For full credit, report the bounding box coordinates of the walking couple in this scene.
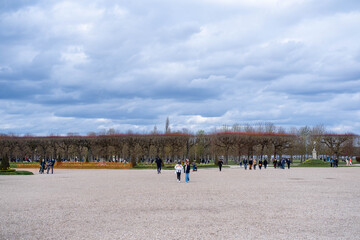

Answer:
[175,159,191,183]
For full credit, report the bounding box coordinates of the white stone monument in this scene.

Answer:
[312,141,317,159]
[312,148,317,160]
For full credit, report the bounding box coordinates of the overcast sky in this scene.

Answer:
[0,0,360,135]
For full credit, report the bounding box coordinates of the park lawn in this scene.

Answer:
[0,170,33,175]
[291,159,352,168]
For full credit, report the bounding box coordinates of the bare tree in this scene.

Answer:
[320,134,357,159]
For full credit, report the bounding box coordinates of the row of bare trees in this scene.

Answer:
[0,125,358,165]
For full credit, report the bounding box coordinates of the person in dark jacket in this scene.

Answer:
[263,159,268,169]
[218,159,223,171]
[273,158,277,168]
[249,158,253,170]
[155,156,162,174]
[243,158,248,170]
[286,158,291,169]
[184,159,191,183]
[258,159,262,170]
[50,158,55,174]
[46,159,53,174]
[39,159,46,174]
[192,161,197,171]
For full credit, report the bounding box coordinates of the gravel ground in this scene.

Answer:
[1,167,360,240]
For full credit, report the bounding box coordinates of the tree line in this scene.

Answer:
[0,124,358,165]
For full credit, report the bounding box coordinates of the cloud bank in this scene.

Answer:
[0,0,360,135]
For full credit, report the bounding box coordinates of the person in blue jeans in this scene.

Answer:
[243,158,248,170]
[39,159,46,174]
[184,159,190,183]
[47,158,55,174]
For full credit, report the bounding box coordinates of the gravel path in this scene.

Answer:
[1,167,360,240]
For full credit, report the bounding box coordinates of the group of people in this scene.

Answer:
[39,158,55,174]
[330,158,339,167]
[217,158,292,171]
[174,159,191,183]
[240,158,269,170]
[345,158,352,166]
[154,156,195,183]
[218,158,292,172]
[273,158,291,169]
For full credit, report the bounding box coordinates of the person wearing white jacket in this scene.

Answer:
[175,161,183,182]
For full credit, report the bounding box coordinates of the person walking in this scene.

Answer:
[155,156,162,174]
[218,159,223,172]
[175,161,182,182]
[273,158,277,169]
[46,159,52,174]
[253,158,257,170]
[192,161,197,171]
[281,158,285,169]
[39,159,45,174]
[243,158,248,170]
[50,158,55,174]
[249,158,253,170]
[349,158,352,166]
[263,158,268,169]
[184,159,191,183]
[286,158,291,169]
[258,159,262,170]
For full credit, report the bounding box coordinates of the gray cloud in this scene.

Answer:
[0,0,360,135]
